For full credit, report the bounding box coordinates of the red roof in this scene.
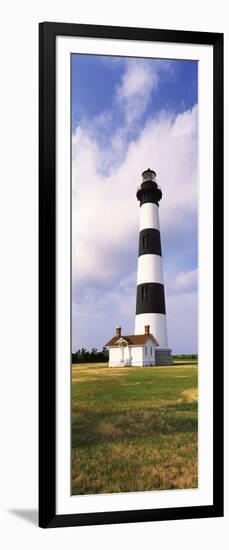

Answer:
[105,334,158,347]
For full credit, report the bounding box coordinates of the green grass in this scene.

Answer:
[72,362,198,495]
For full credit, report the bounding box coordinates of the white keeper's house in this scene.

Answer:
[105,325,158,367]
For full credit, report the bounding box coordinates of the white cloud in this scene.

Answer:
[117,63,156,99]
[171,269,198,292]
[116,61,159,125]
[166,290,198,353]
[72,105,198,290]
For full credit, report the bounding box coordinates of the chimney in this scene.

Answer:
[144,325,150,335]
[116,326,121,337]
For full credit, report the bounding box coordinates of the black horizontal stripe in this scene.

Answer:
[136,283,166,314]
[136,182,162,206]
[138,228,161,257]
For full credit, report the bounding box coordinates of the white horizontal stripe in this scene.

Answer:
[139,203,160,231]
[135,313,168,349]
[137,254,164,285]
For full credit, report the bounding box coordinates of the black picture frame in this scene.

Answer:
[39,22,224,528]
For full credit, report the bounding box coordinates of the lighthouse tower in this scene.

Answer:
[135,168,172,366]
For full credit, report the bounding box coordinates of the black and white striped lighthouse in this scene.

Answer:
[135,168,172,366]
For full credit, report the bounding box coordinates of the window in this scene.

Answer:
[141,285,147,301]
[143,235,147,249]
[150,346,152,356]
[145,346,147,356]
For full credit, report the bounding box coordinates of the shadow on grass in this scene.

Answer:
[173,362,198,366]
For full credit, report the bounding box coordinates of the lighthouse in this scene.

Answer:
[135,168,172,366]
[105,167,172,367]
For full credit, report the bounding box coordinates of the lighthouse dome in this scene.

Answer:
[137,168,162,206]
[142,168,156,182]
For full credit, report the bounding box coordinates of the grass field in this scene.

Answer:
[72,362,198,495]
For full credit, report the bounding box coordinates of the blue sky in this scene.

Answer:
[72,55,197,132]
[71,54,198,354]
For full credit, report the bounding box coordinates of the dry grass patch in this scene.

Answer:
[98,421,122,438]
[178,388,198,403]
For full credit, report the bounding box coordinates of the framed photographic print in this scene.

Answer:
[39,22,224,528]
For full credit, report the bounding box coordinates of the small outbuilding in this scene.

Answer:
[105,325,158,367]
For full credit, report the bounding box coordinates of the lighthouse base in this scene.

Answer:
[155,348,173,366]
